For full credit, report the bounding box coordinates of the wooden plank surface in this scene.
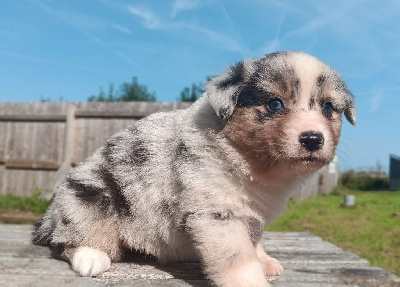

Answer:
[0,225,399,286]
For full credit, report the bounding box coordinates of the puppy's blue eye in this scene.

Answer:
[267,98,284,111]
[322,101,333,118]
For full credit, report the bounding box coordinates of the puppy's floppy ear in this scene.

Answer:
[336,77,356,125]
[341,86,356,125]
[344,96,356,125]
[206,60,252,121]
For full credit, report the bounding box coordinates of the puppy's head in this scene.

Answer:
[206,51,356,172]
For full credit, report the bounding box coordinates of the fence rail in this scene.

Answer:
[0,102,337,199]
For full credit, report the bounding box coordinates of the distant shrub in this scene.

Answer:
[340,171,389,191]
[0,188,51,214]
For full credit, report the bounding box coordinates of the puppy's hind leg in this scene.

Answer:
[189,216,270,287]
[65,246,111,277]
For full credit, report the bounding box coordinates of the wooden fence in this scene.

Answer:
[0,102,338,200]
[294,159,339,202]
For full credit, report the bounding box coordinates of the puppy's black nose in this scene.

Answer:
[299,132,324,151]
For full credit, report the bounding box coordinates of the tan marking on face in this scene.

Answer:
[223,52,350,175]
[224,103,342,174]
[283,109,342,158]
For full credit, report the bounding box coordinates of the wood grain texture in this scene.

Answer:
[0,225,399,287]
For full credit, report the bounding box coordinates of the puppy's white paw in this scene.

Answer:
[261,256,283,277]
[71,247,111,277]
[217,260,271,287]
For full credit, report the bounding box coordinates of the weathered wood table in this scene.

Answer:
[0,225,399,286]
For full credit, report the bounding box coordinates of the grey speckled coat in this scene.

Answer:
[33,51,356,287]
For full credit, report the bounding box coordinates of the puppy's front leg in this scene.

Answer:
[64,246,111,277]
[255,240,283,277]
[189,215,270,287]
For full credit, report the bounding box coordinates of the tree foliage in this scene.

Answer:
[179,82,205,102]
[88,77,156,102]
[179,76,215,102]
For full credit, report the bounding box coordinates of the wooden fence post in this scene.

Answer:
[46,104,76,199]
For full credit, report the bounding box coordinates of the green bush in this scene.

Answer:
[0,188,51,214]
[340,171,389,191]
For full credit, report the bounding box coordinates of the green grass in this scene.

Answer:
[266,188,400,276]
[0,189,51,214]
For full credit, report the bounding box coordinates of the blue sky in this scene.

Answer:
[1,0,399,172]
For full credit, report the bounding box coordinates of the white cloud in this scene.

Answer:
[172,0,201,17]
[33,0,131,34]
[125,5,247,54]
[262,6,287,54]
[183,24,247,54]
[0,51,112,73]
[110,23,132,34]
[369,93,383,112]
[126,6,160,29]
[32,0,136,66]
[218,1,252,57]
[263,39,281,54]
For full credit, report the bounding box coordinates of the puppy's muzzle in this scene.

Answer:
[299,131,324,152]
